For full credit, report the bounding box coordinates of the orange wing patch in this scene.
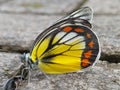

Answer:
[88,41,94,48]
[81,59,91,67]
[87,33,91,38]
[75,28,84,33]
[84,50,92,58]
[63,26,72,32]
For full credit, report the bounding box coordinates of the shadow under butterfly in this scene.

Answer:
[3,7,101,90]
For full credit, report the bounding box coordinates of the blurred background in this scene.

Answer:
[0,0,120,90]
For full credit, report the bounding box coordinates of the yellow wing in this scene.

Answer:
[30,26,86,74]
[30,25,100,74]
[30,7,100,74]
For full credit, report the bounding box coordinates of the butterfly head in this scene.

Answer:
[21,53,38,70]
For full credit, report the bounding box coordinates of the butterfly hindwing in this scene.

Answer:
[30,25,100,74]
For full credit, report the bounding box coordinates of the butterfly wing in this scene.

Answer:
[66,7,93,23]
[65,7,93,28]
[30,7,100,74]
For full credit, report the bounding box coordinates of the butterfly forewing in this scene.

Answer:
[68,7,93,23]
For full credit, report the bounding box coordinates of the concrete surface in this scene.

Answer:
[0,0,120,90]
[0,0,83,14]
[84,0,120,15]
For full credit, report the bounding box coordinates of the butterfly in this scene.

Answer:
[3,7,101,90]
[24,7,101,74]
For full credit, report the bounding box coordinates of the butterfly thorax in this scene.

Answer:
[21,53,38,70]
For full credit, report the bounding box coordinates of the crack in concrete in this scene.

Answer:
[0,45,29,53]
[0,45,120,63]
[101,53,120,63]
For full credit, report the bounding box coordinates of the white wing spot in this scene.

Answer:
[65,36,84,45]
[60,32,77,43]
[56,32,66,39]
[52,32,66,44]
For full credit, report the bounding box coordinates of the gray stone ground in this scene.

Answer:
[0,0,120,90]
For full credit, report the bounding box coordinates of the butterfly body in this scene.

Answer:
[29,7,100,74]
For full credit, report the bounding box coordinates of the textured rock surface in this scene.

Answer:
[1,53,120,90]
[84,0,120,14]
[0,14,61,51]
[0,52,21,89]
[0,0,120,90]
[93,15,120,63]
[17,61,120,90]
[0,0,83,14]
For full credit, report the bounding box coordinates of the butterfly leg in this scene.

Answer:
[3,76,24,90]
[3,64,29,90]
